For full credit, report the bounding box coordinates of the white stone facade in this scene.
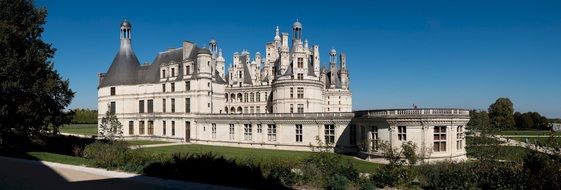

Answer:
[97,20,470,162]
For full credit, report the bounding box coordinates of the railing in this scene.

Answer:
[361,108,470,117]
[200,112,355,119]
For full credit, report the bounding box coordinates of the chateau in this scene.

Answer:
[98,20,470,162]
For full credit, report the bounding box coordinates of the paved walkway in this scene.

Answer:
[0,156,240,190]
[130,142,186,149]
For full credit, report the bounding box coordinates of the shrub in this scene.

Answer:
[327,174,350,190]
[266,159,301,186]
[82,141,129,168]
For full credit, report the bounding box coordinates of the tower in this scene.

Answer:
[340,52,349,90]
[209,39,217,56]
[329,48,337,88]
[120,19,132,48]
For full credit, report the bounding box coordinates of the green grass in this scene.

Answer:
[466,136,504,146]
[466,145,543,162]
[26,151,93,166]
[59,123,98,136]
[143,144,381,172]
[126,140,170,146]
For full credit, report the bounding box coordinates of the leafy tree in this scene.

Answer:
[0,0,74,146]
[467,110,491,130]
[71,108,98,124]
[99,109,122,140]
[488,97,515,129]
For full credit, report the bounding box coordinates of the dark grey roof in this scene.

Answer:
[99,41,140,88]
[214,70,227,84]
[198,48,211,55]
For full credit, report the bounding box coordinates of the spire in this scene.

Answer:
[120,19,132,48]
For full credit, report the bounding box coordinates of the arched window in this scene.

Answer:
[224,107,228,114]
[225,94,229,102]
[237,93,243,102]
[237,107,243,114]
[231,107,235,114]
[231,93,235,102]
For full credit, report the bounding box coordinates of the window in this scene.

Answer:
[257,124,262,133]
[434,126,447,152]
[297,104,304,113]
[139,121,145,135]
[185,65,190,75]
[147,99,153,113]
[185,98,190,113]
[148,121,154,135]
[250,106,254,113]
[372,126,379,151]
[109,101,116,114]
[350,125,356,145]
[139,100,144,113]
[250,93,254,102]
[297,73,303,80]
[244,93,248,102]
[171,121,175,136]
[244,107,248,113]
[163,121,167,135]
[398,126,407,141]
[171,98,175,113]
[162,69,166,78]
[129,121,134,135]
[244,124,252,140]
[290,104,294,113]
[110,87,116,96]
[296,124,303,142]
[162,99,166,113]
[162,83,166,92]
[229,124,235,140]
[324,125,335,145]
[171,83,175,92]
[256,106,260,113]
[256,92,260,102]
[267,124,277,141]
[212,123,216,139]
[297,57,303,68]
[171,68,175,77]
[290,88,293,98]
[264,92,268,101]
[297,87,304,99]
[185,81,190,91]
[457,126,464,150]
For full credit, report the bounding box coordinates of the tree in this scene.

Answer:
[71,108,98,124]
[467,110,491,130]
[99,109,122,140]
[488,97,515,129]
[0,0,74,145]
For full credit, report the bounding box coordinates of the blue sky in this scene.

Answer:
[35,0,561,118]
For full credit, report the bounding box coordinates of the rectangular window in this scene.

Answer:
[372,126,379,151]
[398,126,407,141]
[147,99,153,113]
[297,57,303,68]
[257,124,262,133]
[297,73,304,80]
[267,124,277,142]
[297,87,304,99]
[186,65,190,75]
[349,125,356,145]
[163,121,167,135]
[171,121,175,136]
[185,98,191,113]
[250,93,254,102]
[148,121,154,135]
[296,124,303,142]
[250,106,254,113]
[290,104,294,113]
[110,87,116,96]
[110,101,116,114]
[139,100,144,113]
[290,87,294,99]
[162,83,166,92]
[324,124,335,145]
[256,92,260,102]
[171,82,175,92]
[185,81,190,91]
[162,99,166,113]
[212,123,216,139]
[434,126,447,152]
[256,106,260,113]
[129,121,134,135]
[162,69,166,78]
[171,98,175,113]
[456,126,464,150]
[297,104,304,113]
[244,93,248,102]
[229,124,235,140]
[139,121,145,135]
[171,68,175,77]
[244,124,252,141]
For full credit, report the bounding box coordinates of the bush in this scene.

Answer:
[82,141,130,168]
[266,159,301,186]
[327,174,350,190]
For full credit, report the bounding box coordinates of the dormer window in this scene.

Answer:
[162,70,166,78]
[171,68,175,77]
[110,87,115,96]
[297,57,303,68]
[185,65,190,75]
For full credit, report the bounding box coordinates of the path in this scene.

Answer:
[130,142,186,149]
[0,156,240,190]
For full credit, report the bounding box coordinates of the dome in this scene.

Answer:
[209,39,216,44]
[292,20,302,29]
[121,19,131,28]
[198,48,211,55]
[330,48,336,55]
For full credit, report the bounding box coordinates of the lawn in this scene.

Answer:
[143,144,381,173]
[27,152,93,166]
[126,140,170,146]
[493,130,560,136]
[58,123,98,136]
[466,145,543,162]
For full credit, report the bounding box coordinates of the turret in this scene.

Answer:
[209,39,217,57]
[329,48,337,88]
[197,48,212,74]
[216,49,225,78]
[99,19,140,88]
[340,52,348,89]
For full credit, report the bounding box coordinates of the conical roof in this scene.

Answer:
[99,39,140,88]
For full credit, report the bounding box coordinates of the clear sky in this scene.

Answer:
[35,0,561,118]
